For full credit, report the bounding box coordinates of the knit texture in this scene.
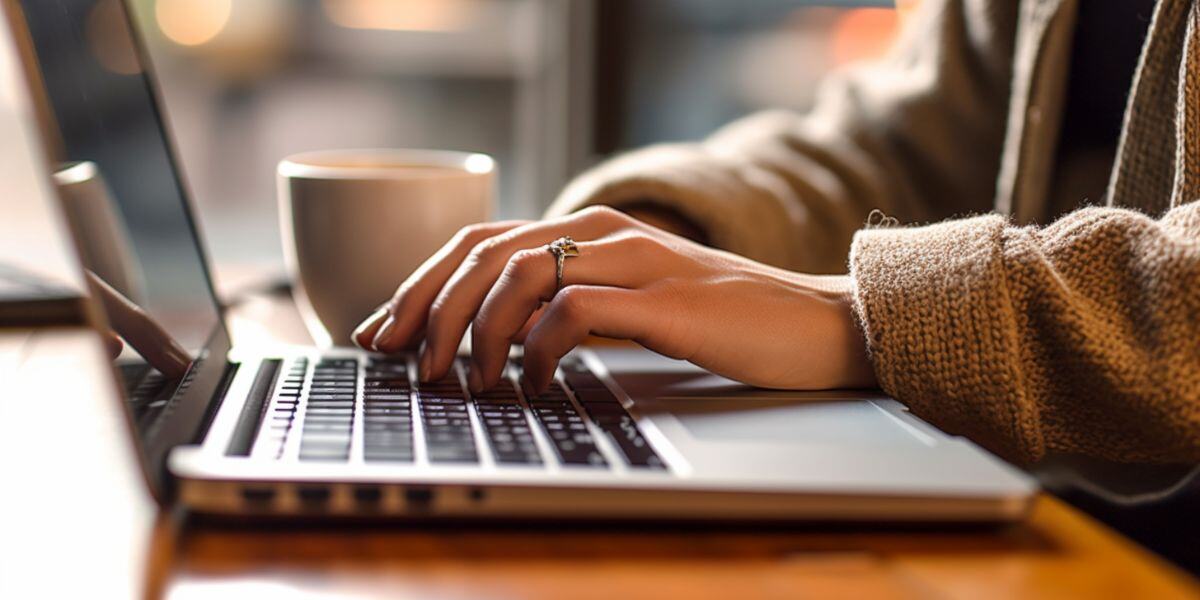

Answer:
[850,206,1200,463]
[549,0,1200,464]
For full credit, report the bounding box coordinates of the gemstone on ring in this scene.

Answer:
[547,236,579,294]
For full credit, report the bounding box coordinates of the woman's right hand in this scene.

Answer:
[351,207,875,395]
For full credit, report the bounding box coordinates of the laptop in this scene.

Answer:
[5,0,1036,521]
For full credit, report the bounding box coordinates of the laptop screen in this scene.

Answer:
[16,0,221,353]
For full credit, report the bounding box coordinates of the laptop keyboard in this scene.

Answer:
[120,361,201,435]
[474,386,542,465]
[255,354,666,471]
[526,382,607,466]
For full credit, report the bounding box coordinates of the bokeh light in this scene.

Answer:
[830,8,900,65]
[155,0,232,47]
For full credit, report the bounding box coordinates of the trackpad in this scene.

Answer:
[599,350,934,448]
[648,397,928,448]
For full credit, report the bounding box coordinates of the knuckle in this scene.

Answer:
[467,236,507,265]
[552,287,588,321]
[451,223,487,249]
[624,231,665,253]
[425,298,448,333]
[390,281,415,305]
[505,248,544,279]
[580,205,624,224]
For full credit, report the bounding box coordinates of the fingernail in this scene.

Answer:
[372,315,398,350]
[418,350,432,382]
[353,308,389,348]
[467,365,483,394]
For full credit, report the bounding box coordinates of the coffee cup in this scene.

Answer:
[278,148,495,347]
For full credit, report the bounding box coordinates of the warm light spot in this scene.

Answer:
[464,154,493,174]
[895,0,924,20]
[155,0,231,47]
[321,0,475,32]
[830,8,901,65]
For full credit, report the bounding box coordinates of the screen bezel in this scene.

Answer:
[3,0,236,503]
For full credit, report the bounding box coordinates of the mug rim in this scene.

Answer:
[278,148,494,181]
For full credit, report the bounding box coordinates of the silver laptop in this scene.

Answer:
[9,0,1035,521]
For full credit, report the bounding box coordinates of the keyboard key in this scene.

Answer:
[573,388,621,406]
[365,449,414,462]
[298,357,358,462]
[527,408,606,468]
[415,369,479,464]
[578,406,666,469]
[466,380,546,465]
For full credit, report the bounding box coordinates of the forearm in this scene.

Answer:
[850,203,1200,464]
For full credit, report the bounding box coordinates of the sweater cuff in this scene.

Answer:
[849,214,1045,463]
[545,144,802,269]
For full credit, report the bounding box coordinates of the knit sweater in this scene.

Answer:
[547,0,1200,465]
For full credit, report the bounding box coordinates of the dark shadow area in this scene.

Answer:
[1039,458,1200,577]
[174,510,1058,565]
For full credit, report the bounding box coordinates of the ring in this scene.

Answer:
[546,236,579,294]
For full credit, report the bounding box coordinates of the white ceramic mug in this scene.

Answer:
[278,149,495,347]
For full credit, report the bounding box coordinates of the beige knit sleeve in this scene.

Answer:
[850,202,1200,465]
[547,0,1018,274]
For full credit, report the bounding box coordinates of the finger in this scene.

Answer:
[522,285,654,394]
[414,206,637,381]
[358,220,530,351]
[102,330,124,359]
[86,272,192,379]
[468,235,667,392]
[511,305,544,344]
[351,305,389,350]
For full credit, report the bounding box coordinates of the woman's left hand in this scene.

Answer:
[354,206,876,394]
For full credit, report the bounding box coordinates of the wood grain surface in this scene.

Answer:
[158,494,1198,600]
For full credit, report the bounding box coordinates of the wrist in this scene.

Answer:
[838,280,878,389]
[800,274,878,389]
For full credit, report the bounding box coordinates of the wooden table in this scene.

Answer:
[161,495,1196,600]
[5,294,1199,599]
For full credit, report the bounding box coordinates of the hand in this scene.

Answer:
[87,271,192,379]
[353,207,876,394]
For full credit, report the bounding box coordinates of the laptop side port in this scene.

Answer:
[241,486,276,507]
[404,487,434,511]
[297,485,331,509]
[353,485,383,508]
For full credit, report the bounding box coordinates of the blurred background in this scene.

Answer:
[120,0,904,297]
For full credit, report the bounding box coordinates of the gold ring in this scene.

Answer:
[546,236,579,294]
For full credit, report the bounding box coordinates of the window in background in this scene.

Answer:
[128,0,588,295]
[126,0,901,295]
[593,0,902,154]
